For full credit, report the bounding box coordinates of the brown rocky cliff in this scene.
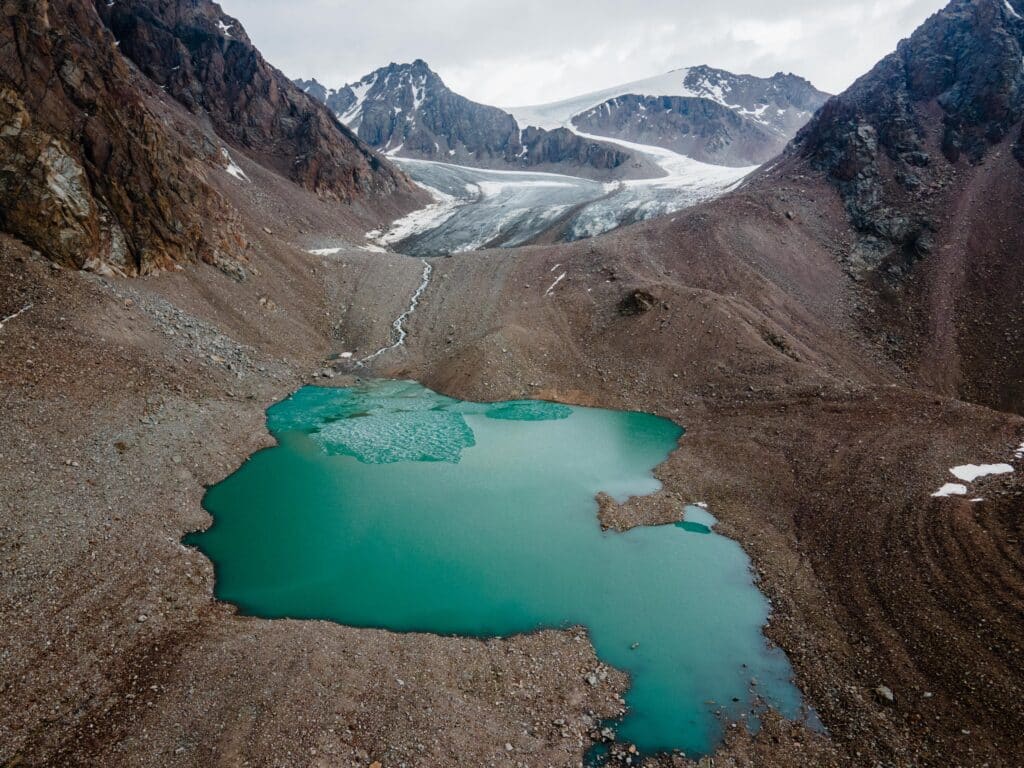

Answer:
[0,0,420,276]
[0,0,246,275]
[97,0,417,202]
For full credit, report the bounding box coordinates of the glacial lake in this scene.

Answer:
[185,379,804,757]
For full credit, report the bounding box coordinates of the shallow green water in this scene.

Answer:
[185,380,803,757]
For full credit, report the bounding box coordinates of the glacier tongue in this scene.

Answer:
[373,136,752,256]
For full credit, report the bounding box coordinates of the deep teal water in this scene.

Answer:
[185,380,804,757]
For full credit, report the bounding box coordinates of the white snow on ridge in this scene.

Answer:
[1006,0,1022,21]
[339,75,376,127]
[506,68,694,131]
[507,67,798,136]
[949,464,1014,482]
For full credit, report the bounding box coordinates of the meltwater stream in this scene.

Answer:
[185,380,804,758]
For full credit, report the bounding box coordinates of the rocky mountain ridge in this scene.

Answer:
[571,94,779,166]
[302,60,828,172]
[97,0,417,203]
[509,65,829,166]
[298,60,635,177]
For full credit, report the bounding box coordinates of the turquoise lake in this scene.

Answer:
[185,379,804,757]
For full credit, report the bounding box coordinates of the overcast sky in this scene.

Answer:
[221,0,945,105]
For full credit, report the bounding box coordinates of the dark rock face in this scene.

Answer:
[0,0,244,275]
[301,60,629,173]
[518,127,627,170]
[98,0,414,203]
[794,0,1024,272]
[572,67,828,166]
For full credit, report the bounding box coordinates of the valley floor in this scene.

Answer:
[2,165,1023,767]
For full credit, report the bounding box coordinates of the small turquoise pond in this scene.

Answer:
[185,379,804,757]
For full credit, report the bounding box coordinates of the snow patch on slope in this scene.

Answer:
[932,483,968,498]
[949,464,1014,482]
[339,75,376,127]
[220,148,248,182]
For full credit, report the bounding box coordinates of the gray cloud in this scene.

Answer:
[221,0,945,104]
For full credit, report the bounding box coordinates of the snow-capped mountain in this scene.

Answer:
[300,61,827,172]
[297,60,645,178]
[509,66,829,166]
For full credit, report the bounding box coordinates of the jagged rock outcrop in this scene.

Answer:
[300,60,630,174]
[517,126,626,170]
[794,0,1024,273]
